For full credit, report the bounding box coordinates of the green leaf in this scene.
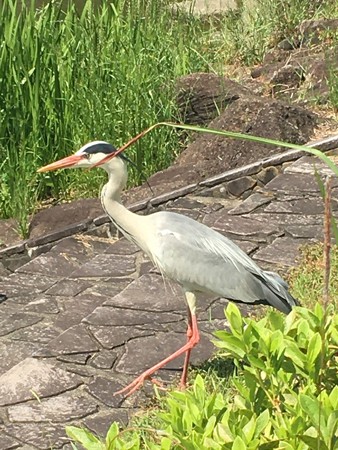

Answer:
[314,302,324,322]
[254,409,270,438]
[327,411,338,445]
[203,416,217,438]
[284,342,306,369]
[307,332,322,365]
[268,311,284,331]
[214,423,233,443]
[298,435,329,450]
[259,442,280,450]
[106,422,119,448]
[214,335,246,358]
[193,374,205,405]
[225,303,243,336]
[269,330,284,354]
[232,436,246,450]
[247,354,267,371]
[329,386,338,409]
[299,394,328,439]
[242,415,256,442]
[66,426,104,450]
[160,437,173,450]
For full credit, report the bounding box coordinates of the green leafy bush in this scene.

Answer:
[66,303,338,449]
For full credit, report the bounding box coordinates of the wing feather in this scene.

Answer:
[149,212,298,313]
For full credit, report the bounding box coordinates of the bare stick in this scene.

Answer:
[323,176,332,309]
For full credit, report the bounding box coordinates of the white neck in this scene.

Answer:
[100,157,146,248]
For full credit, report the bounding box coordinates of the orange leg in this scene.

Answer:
[114,312,200,397]
[180,306,193,388]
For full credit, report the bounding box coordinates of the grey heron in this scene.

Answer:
[38,141,299,396]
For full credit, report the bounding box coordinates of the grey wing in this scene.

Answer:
[150,212,298,314]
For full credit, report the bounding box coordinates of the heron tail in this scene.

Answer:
[262,271,300,314]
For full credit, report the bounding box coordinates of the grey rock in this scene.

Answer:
[16,254,81,278]
[57,353,91,365]
[253,237,310,268]
[83,306,182,327]
[269,64,304,94]
[0,358,81,406]
[227,176,257,197]
[284,154,338,178]
[203,210,281,240]
[150,184,197,206]
[228,193,272,215]
[0,341,41,376]
[256,166,279,184]
[70,254,136,278]
[0,274,58,297]
[10,322,60,344]
[163,208,201,221]
[0,313,41,337]
[233,240,259,255]
[22,296,60,314]
[45,278,92,296]
[247,212,322,226]
[169,197,205,210]
[0,242,25,257]
[102,273,184,312]
[4,422,69,449]
[83,410,129,435]
[0,432,20,449]
[81,278,132,298]
[266,172,335,194]
[50,236,111,258]
[89,326,152,349]
[264,197,327,215]
[200,161,263,188]
[116,332,186,373]
[93,214,110,226]
[27,221,90,248]
[89,350,118,369]
[86,376,125,408]
[2,254,31,273]
[277,39,294,50]
[35,324,100,357]
[52,294,106,331]
[104,238,140,255]
[285,224,323,239]
[7,390,98,422]
[176,73,252,125]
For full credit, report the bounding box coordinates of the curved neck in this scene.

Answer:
[100,158,145,248]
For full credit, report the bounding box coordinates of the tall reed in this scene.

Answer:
[0,0,219,236]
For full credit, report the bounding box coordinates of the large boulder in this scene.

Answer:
[29,198,102,239]
[176,73,252,125]
[171,95,318,181]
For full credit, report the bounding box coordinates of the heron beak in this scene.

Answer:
[37,154,85,173]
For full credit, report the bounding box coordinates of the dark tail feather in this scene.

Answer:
[263,271,300,314]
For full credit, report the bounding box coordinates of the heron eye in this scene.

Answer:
[83,153,90,160]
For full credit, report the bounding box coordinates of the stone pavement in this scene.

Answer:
[0,139,338,449]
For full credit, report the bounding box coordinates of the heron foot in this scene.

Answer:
[114,372,160,397]
[115,314,200,398]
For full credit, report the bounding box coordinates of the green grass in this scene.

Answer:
[1,0,338,237]
[289,243,338,310]
[220,0,338,65]
[0,0,224,236]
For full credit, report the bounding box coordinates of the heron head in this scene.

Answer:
[37,141,122,173]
